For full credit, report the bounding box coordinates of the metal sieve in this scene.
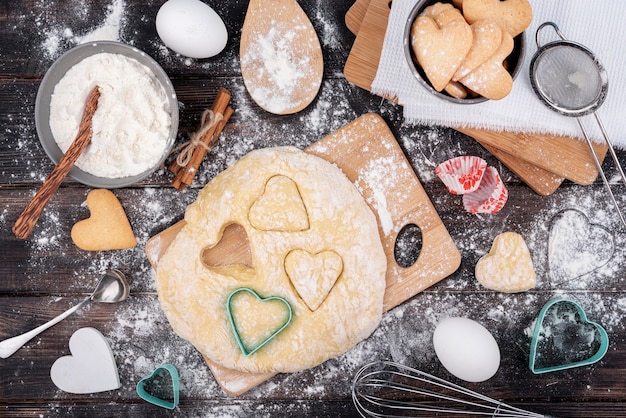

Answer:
[529,22,626,227]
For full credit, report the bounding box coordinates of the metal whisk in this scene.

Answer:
[352,361,550,417]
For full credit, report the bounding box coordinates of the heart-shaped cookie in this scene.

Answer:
[460,29,513,100]
[421,2,454,18]
[136,364,180,409]
[411,14,473,92]
[548,209,614,286]
[50,327,120,394]
[227,288,293,356]
[453,20,502,81]
[462,0,532,37]
[475,231,536,293]
[71,189,137,251]
[529,298,609,374]
[285,249,343,311]
[249,175,309,231]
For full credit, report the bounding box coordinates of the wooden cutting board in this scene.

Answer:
[145,113,461,395]
[344,0,609,195]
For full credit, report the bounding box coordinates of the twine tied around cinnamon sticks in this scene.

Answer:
[168,87,233,190]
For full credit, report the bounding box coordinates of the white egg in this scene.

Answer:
[433,317,500,382]
[156,0,228,59]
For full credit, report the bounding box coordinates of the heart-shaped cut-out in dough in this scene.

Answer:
[529,298,609,374]
[201,223,254,281]
[411,14,473,92]
[475,231,536,293]
[50,327,121,394]
[285,249,343,311]
[136,364,180,409]
[460,30,514,100]
[227,288,293,356]
[71,189,137,251]
[248,175,309,232]
[548,209,614,286]
[462,0,533,37]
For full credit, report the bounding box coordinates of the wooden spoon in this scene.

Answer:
[13,86,101,239]
[240,0,323,115]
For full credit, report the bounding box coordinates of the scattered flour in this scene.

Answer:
[6,1,626,413]
[38,0,125,60]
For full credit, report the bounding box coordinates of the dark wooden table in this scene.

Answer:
[2,1,626,417]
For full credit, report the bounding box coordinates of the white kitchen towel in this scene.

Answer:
[371,0,626,148]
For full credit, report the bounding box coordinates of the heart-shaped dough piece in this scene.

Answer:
[460,29,513,100]
[548,209,614,285]
[227,288,293,356]
[411,14,473,92]
[249,175,309,231]
[454,20,502,81]
[71,189,137,251]
[462,0,532,37]
[50,327,120,394]
[475,231,536,293]
[285,249,343,311]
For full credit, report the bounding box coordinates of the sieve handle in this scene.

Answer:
[535,21,568,48]
[577,117,626,228]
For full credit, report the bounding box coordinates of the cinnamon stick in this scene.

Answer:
[169,87,232,190]
[13,86,101,239]
[177,105,233,189]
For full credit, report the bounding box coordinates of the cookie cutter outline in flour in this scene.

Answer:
[226,287,293,357]
[136,363,180,409]
[529,298,609,374]
[547,208,615,286]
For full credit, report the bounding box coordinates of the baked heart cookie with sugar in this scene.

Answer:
[411,13,473,92]
[475,231,536,293]
[462,0,532,37]
[460,29,514,100]
[453,20,502,81]
[71,189,136,251]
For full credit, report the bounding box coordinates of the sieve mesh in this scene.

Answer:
[533,45,602,111]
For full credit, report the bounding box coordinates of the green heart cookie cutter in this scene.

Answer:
[136,363,180,409]
[227,287,293,357]
[529,298,609,374]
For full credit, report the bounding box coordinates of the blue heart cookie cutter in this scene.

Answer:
[227,287,293,356]
[529,298,609,374]
[136,364,180,409]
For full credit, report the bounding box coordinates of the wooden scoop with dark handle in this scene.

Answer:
[13,86,101,239]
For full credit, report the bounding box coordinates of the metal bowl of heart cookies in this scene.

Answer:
[35,41,179,188]
[404,0,529,104]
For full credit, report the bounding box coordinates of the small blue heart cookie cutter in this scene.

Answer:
[529,298,609,374]
[226,287,293,357]
[136,363,180,409]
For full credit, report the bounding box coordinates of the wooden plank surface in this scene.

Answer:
[1,0,626,416]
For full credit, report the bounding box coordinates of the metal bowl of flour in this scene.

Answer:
[35,41,179,188]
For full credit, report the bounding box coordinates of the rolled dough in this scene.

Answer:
[156,147,387,373]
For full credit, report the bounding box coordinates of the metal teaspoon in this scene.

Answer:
[0,269,129,359]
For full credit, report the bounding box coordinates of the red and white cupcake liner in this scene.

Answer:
[435,156,508,214]
[462,166,508,214]
[435,156,487,195]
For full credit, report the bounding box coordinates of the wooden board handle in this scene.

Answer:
[13,87,100,239]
